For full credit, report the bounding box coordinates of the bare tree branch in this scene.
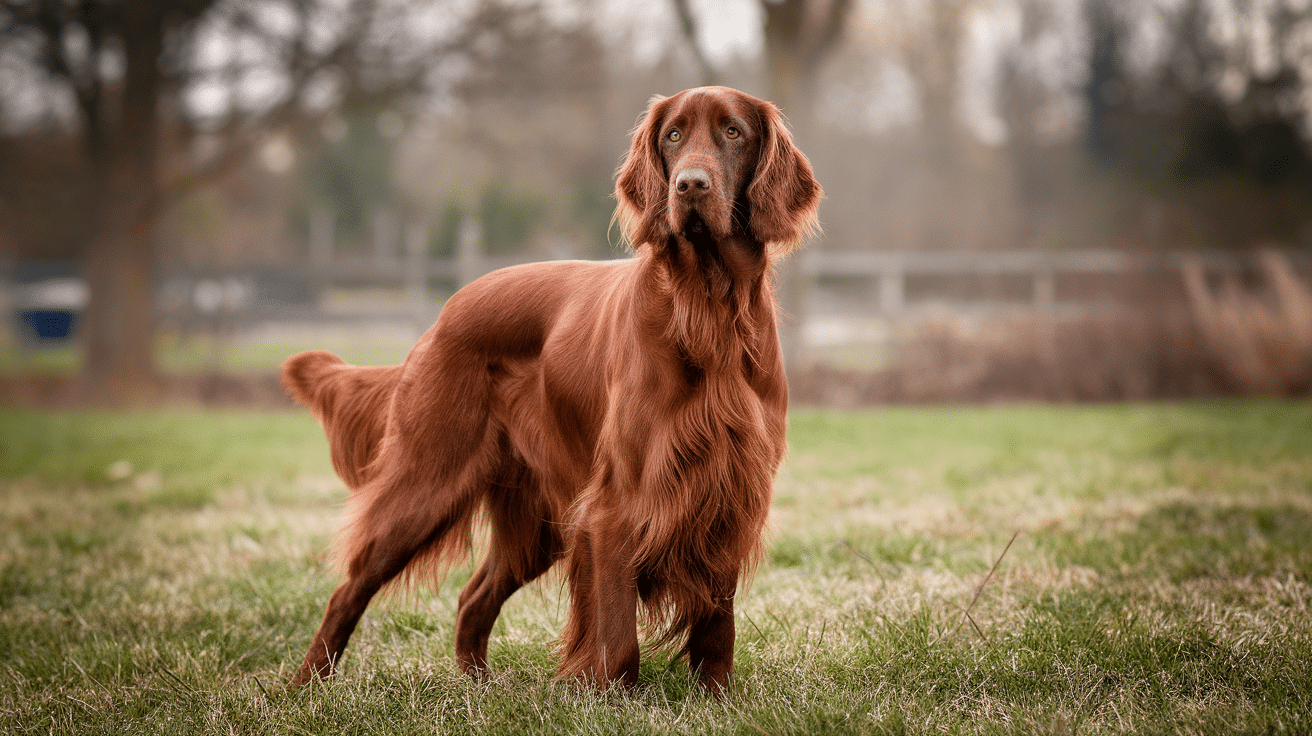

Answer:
[25,1,110,156]
[0,0,566,396]
[803,0,854,76]
[0,0,34,27]
[670,0,718,86]
[168,0,529,195]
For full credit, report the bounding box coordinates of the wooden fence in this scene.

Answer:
[185,246,1312,324]
[283,209,1312,322]
[799,248,1312,316]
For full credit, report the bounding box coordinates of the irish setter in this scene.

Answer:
[282,86,821,692]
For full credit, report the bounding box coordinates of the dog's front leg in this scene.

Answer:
[559,525,640,688]
[687,584,737,694]
[591,549,641,688]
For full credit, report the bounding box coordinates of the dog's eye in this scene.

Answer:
[667,130,681,142]
[725,126,740,139]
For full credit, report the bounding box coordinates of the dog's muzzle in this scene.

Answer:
[675,168,711,195]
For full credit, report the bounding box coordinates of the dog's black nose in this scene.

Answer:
[675,168,711,194]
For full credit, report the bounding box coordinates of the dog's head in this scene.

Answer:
[616,86,821,258]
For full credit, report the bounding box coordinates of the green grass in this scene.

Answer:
[1,401,1310,734]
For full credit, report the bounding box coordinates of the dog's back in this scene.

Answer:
[282,350,403,489]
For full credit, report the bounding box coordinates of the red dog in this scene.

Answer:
[283,86,820,691]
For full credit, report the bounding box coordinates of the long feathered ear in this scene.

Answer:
[615,95,674,249]
[746,100,822,257]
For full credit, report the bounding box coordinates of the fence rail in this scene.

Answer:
[179,247,1312,324]
[9,246,1311,346]
[294,207,1312,318]
[799,248,1312,315]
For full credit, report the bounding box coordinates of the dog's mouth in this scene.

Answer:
[680,210,709,239]
[673,202,731,245]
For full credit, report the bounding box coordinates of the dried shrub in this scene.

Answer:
[0,373,294,409]
[1182,249,1312,395]
[794,251,1312,405]
[792,310,1225,406]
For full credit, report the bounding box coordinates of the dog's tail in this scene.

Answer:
[282,350,403,490]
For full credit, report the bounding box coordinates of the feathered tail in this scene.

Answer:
[282,350,403,490]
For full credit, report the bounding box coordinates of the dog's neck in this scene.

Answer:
[646,231,775,375]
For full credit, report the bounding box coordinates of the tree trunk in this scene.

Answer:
[761,0,852,374]
[79,2,166,403]
[81,190,162,402]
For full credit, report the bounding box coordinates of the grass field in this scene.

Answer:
[1,402,1310,734]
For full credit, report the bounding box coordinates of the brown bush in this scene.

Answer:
[792,250,1312,405]
[791,311,1224,405]
[1182,249,1312,395]
[0,373,294,409]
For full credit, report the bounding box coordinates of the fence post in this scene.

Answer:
[457,217,483,288]
[373,208,398,266]
[310,208,334,271]
[405,220,430,324]
[879,266,904,315]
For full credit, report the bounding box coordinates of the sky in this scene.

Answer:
[597,0,762,66]
[4,0,1309,145]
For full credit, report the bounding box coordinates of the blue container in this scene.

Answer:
[19,309,77,340]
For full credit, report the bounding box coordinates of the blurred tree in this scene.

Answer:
[1081,0,1312,247]
[671,0,855,370]
[760,0,855,371]
[760,0,855,126]
[1083,0,1122,165]
[293,109,398,248]
[0,0,544,401]
[885,0,969,152]
[387,9,611,261]
[669,0,718,87]
[478,178,546,255]
[671,0,854,123]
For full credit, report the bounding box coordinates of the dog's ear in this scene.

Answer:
[615,94,674,248]
[746,100,821,256]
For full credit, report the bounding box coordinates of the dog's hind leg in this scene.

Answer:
[454,462,562,675]
[288,347,511,687]
[288,453,490,686]
[454,519,560,675]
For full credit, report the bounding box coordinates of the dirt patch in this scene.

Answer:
[0,372,295,409]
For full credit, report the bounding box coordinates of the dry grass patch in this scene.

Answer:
[1,402,1310,734]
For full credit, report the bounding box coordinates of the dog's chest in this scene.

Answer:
[644,373,776,507]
